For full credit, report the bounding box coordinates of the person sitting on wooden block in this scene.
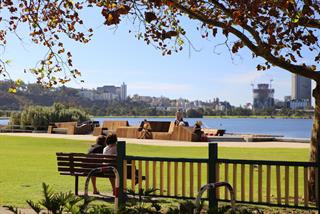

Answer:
[193,121,208,142]
[174,109,184,126]
[138,119,152,139]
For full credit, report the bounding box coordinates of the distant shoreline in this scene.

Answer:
[203,115,312,119]
[92,115,312,119]
[0,116,313,120]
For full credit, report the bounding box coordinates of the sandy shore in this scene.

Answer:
[0,133,310,148]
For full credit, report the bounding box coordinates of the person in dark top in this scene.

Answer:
[193,121,202,135]
[193,121,208,142]
[193,121,204,141]
[88,135,106,194]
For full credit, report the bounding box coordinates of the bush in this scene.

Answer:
[5,185,263,214]
[186,109,203,118]
[9,103,90,130]
[5,183,112,214]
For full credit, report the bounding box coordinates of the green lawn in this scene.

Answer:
[0,135,309,207]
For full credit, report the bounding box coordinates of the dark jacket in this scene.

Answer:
[193,124,202,136]
[88,144,104,154]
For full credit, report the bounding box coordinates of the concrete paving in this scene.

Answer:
[0,133,310,148]
[0,206,35,214]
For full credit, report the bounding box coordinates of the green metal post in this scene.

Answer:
[208,143,218,209]
[317,147,320,213]
[117,141,126,208]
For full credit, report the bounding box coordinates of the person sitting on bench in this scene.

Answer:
[87,135,107,194]
[103,133,118,195]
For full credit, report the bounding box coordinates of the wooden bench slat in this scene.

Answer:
[58,167,116,173]
[56,153,116,158]
[58,165,117,172]
[57,162,116,167]
[59,172,116,177]
[57,157,116,163]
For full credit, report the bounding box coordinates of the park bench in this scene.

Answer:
[93,120,129,136]
[203,128,226,136]
[56,152,144,195]
[117,121,175,140]
[48,122,92,135]
[0,124,37,133]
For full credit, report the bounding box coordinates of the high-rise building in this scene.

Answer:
[97,85,117,94]
[253,83,274,109]
[81,83,127,101]
[120,82,127,100]
[291,74,311,105]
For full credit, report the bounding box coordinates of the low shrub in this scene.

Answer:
[9,103,90,130]
[5,184,264,214]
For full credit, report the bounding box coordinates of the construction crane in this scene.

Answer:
[269,78,274,89]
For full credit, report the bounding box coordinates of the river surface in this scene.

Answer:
[0,117,312,138]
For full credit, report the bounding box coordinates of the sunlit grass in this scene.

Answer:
[0,135,309,207]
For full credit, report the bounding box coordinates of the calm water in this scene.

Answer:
[0,117,312,138]
[94,117,312,139]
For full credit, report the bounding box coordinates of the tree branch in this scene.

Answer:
[171,1,320,81]
[297,17,320,29]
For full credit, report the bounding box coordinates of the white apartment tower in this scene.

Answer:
[291,74,311,105]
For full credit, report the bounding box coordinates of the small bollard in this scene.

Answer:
[194,182,236,214]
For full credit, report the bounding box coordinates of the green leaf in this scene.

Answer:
[15,79,22,86]
[8,88,17,93]
[291,12,301,23]
[177,37,184,46]
[26,200,42,214]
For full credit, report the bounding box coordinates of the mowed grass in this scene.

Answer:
[0,135,309,207]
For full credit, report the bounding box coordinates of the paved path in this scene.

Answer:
[0,206,35,214]
[0,133,310,148]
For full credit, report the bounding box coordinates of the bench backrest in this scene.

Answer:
[139,121,172,132]
[171,126,196,141]
[102,120,129,131]
[203,128,226,136]
[56,153,117,177]
[55,122,78,128]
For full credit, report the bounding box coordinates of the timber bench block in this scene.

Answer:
[52,128,68,134]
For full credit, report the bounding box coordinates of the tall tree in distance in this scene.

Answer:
[0,0,319,199]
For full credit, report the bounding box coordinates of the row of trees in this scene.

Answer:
[0,111,11,117]
[3,102,312,119]
[185,107,312,118]
[9,103,90,130]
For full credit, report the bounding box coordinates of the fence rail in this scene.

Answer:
[116,141,319,211]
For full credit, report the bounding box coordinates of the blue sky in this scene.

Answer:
[2,10,309,106]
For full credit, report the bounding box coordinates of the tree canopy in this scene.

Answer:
[0,0,319,88]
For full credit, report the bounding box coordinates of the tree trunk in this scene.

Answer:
[309,80,320,201]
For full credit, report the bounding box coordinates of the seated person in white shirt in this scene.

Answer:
[103,133,118,195]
